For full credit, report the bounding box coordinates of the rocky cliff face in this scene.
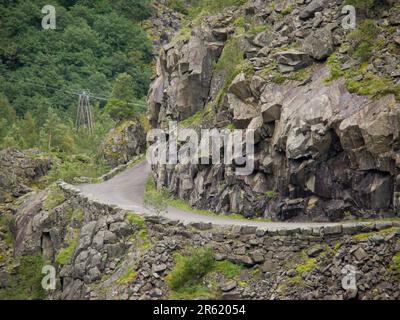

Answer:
[147,0,400,222]
[0,148,52,206]
[102,120,146,168]
[5,182,400,300]
[144,1,183,56]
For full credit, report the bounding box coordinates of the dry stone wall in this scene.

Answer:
[15,181,395,300]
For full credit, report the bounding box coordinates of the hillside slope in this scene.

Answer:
[148,0,400,222]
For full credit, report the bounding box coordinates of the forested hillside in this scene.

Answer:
[0,0,153,182]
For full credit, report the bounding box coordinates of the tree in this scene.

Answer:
[104,73,146,122]
[19,112,39,148]
[0,95,15,143]
[40,107,75,153]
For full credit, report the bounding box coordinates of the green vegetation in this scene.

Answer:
[281,5,294,15]
[167,247,215,290]
[43,185,65,210]
[145,177,272,221]
[0,255,46,300]
[144,178,169,216]
[166,247,242,299]
[0,0,152,117]
[127,212,152,249]
[116,267,137,285]
[55,229,79,265]
[68,208,84,223]
[352,227,400,241]
[104,73,147,122]
[213,36,254,109]
[347,19,381,62]
[326,52,400,100]
[170,0,248,19]
[179,109,204,127]
[248,24,269,35]
[296,257,317,274]
[345,0,376,16]
[265,191,275,198]
[214,260,243,278]
[42,152,111,185]
[0,214,13,246]
[325,19,388,97]
[127,212,146,229]
[278,250,319,293]
[167,0,188,14]
[392,251,400,274]
[0,0,154,186]
[169,284,218,300]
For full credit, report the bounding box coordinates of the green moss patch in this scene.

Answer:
[55,230,79,265]
[392,252,400,274]
[296,257,317,274]
[0,214,13,246]
[127,212,146,229]
[68,208,84,223]
[43,185,65,211]
[0,255,46,300]
[214,260,243,279]
[167,247,215,290]
[167,249,243,298]
[352,227,400,241]
[166,247,243,300]
[116,267,137,285]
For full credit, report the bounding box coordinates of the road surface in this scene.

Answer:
[78,161,353,231]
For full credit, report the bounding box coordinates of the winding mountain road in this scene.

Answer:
[78,161,361,231]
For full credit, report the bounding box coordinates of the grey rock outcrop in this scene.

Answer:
[147,0,400,222]
[102,121,146,168]
[6,181,400,300]
[0,148,52,204]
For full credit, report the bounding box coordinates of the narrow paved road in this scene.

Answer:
[78,161,352,231]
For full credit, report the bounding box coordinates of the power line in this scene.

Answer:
[1,76,148,107]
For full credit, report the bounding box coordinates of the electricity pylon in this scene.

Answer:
[76,91,94,134]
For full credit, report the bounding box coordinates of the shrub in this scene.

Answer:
[43,154,111,185]
[186,0,248,17]
[393,252,400,274]
[0,214,13,246]
[55,230,79,265]
[345,0,375,15]
[347,19,380,62]
[166,247,215,290]
[127,212,146,229]
[116,267,137,285]
[144,178,168,216]
[214,260,243,278]
[0,255,46,300]
[43,185,65,210]
[167,0,188,14]
[281,5,294,15]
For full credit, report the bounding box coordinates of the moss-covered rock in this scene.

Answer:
[102,120,146,168]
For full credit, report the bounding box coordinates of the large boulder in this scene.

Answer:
[227,93,260,129]
[299,0,326,20]
[103,120,146,168]
[0,148,52,203]
[147,24,225,128]
[275,50,313,73]
[303,27,335,61]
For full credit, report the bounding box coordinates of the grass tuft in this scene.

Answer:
[43,185,65,210]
